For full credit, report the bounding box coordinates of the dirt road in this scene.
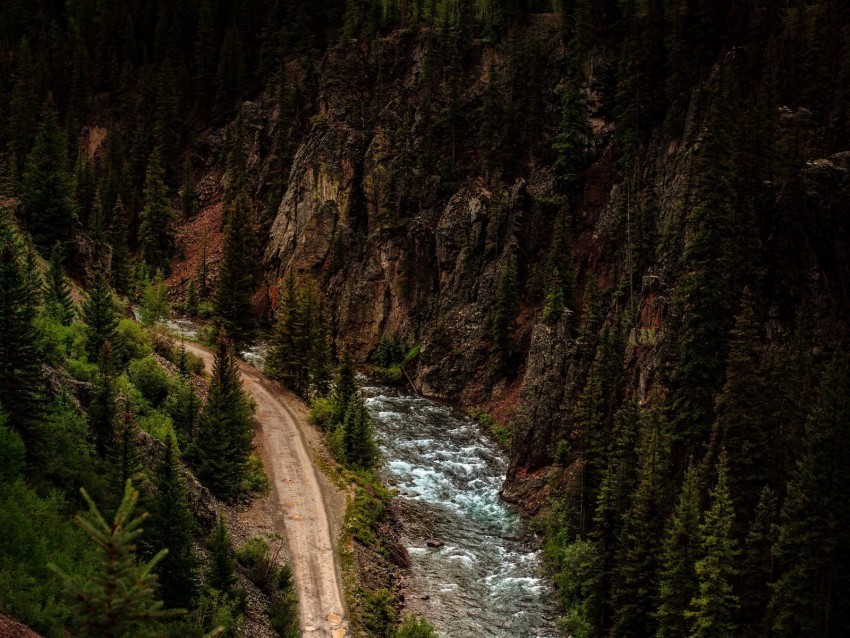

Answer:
[185,343,348,638]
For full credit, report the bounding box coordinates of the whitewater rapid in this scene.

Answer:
[361,382,558,637]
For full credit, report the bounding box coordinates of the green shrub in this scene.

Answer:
[137,410,175,442]
[147,324,175,360]
[309,397,334,429]
[35,315,76,367]
[395,614,438,638]
[128,356,172,407]
[112,318,152,366]
[268,588,299,638]
[192,588,244,638]
[469,408,512,449]
[197,302,215,320]
[139,273,170,326]
[66,356,98,383]
[196,323,217,345]
[242,455,269,494]
[346,483,391,549]
[362,587,397,637]
[33,401,100,495]
[0,480,96,638]
[184,350,206,375]
[236,536,269,568]
[0,422,24,483]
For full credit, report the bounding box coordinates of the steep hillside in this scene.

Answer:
[3,1,850,636]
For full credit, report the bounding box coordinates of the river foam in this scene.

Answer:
[361,383,557,637]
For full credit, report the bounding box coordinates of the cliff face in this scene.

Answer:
[258,18,571,410]
[172,17,850,514]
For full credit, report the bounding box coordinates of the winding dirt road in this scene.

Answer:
[185,343,348,638]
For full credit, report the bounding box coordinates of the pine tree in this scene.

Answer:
[82,269,119,361]
[192,332,255,501]
[332,349,357,426]
[43,242,76,325]
[610,402,671,636]
[169,380,199,445]
[770,353,850,638]
[107,197,131,295]
[492,253,519,371]
[206,516,237,596]
[73,150,97,229]
[214,190,257,345]
[713,290,769,524]
[143,433,198,609]
[738,486,778,638]
[266,271,302,391]
[656,464,701,638]
[186,277,199,316]
[89,189,107,245]
[687,452,739,638]
[342,393,378,470]
[153,60,181,185]
[139,271,170,327]
[22,100,75,254]
[90,343,118,458]
[6,38,41,177]
[53,482,176,637]
[667,92,735,455]
[139,147,175,273]
[546,211,577,317]
[0,217,44,439]
[109,402,144,503]
[290,278,333,398]
[553,79,591,197]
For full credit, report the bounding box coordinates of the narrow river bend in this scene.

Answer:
[360,381,558,638]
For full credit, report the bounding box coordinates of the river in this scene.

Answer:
[360,382,558,638]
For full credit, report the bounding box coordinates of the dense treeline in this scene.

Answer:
[539,2,850,638]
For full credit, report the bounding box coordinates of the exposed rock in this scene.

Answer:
[0,615,43,638]
[502,311,574,515]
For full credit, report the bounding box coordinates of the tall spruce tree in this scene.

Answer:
[89,343,118,458]
[206,516,237,596]
[306,283,332,398]
[342,393,378,471]
[43,242,76,325]
[0,217,43,440]
[214,190,257,345]
[332,349,357,426]
[139,148,175,273]
[266,271,302,392]
[610,402,671,636]
[713,290,770,525]
[770,353,850,638]
[553,79,591,197]
[143,433,198,609]
[667,91,735,455]
[22,100,75,254]
[656,464,702,638]
[107,197,131,295]
[687,452,739,638]
[738,486,778,638]
[192,332,255,501]
[82,268,119,361]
